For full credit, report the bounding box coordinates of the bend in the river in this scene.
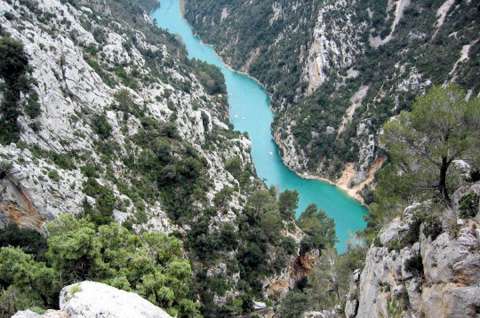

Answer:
[153,0,366,252]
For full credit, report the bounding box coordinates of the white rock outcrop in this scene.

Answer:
[302,0,365,95]
[13,281,173,318]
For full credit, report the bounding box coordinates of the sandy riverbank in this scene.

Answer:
[179,0,185,15]
[300,157,385,206]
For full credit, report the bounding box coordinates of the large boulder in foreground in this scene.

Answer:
[13,281,172,318]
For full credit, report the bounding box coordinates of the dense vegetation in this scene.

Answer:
[276,205,363,317]
[381,85,480,204]
[185,0,318,105]
[278,247,366,317]
[0,35,39,144]
[0,183,337,318]
[191,59,227,95]
[185,186,337,317]
[0,215,199,318]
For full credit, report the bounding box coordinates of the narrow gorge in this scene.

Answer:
[1,0,480,318]
[153,0,366,252]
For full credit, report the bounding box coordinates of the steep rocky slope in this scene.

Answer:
[0,0,311,316]
[0,0,250,231]
[345,182,480,318]
[185,0,480,198]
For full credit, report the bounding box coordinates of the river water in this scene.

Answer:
[152,0,366,252]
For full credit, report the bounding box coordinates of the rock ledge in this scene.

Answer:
[13,281,172,318]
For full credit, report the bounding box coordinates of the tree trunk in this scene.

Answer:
[439,157,451,205]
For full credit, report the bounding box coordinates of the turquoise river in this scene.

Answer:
[153,0,366,252]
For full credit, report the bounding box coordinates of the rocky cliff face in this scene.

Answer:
[185,0,480,198]
[0,0,251,231]
[13,281,173,318]
[345,182,480,318]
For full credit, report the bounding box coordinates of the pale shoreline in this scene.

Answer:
[299,172,366,205]
[297,157,385,207]
[179,0,185,15]
[302,157,386,207]
[174,0,375,206]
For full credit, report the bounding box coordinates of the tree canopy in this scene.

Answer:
[278,190,299,219]
[298,204,336,253]
[0,215,199,317]
[0,36,31,144]
[381,85,480,205]
[364,85,480,240]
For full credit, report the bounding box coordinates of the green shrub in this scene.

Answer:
[459,192,479,219]
[0,247,59,317]
[92,114,112,139]
[114,66,138,89]
[191,59,226,95]
[225,157,242,181]
[47,170,60,182]
[24,92,41,118]
[96,187,116,217]
[0,36,30,144]
[298,204,336,253]
[0,224,47,259]
[83,178,116,222]
[114,89,142,118]
[0,215,200,317]
[80,163,99,178]
[277,291,309,318]
[278,190,299,219]
[50,152,75,170]
[85,57,115,87]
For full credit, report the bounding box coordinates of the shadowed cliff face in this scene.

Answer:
[185,0,480,192]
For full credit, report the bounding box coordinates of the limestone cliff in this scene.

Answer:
[0,0,252,231]
[345,182,480,318]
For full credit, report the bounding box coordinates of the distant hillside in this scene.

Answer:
[185,0,480,199]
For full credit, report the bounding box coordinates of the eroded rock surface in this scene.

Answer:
[346,183,480,318]
[13,281,173,318]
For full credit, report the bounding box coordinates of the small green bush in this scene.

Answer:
[83,177,116,222]
[24,92,41,118]
[47,170,60,182]
[459,192,479,219]
[92,114,112,139]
